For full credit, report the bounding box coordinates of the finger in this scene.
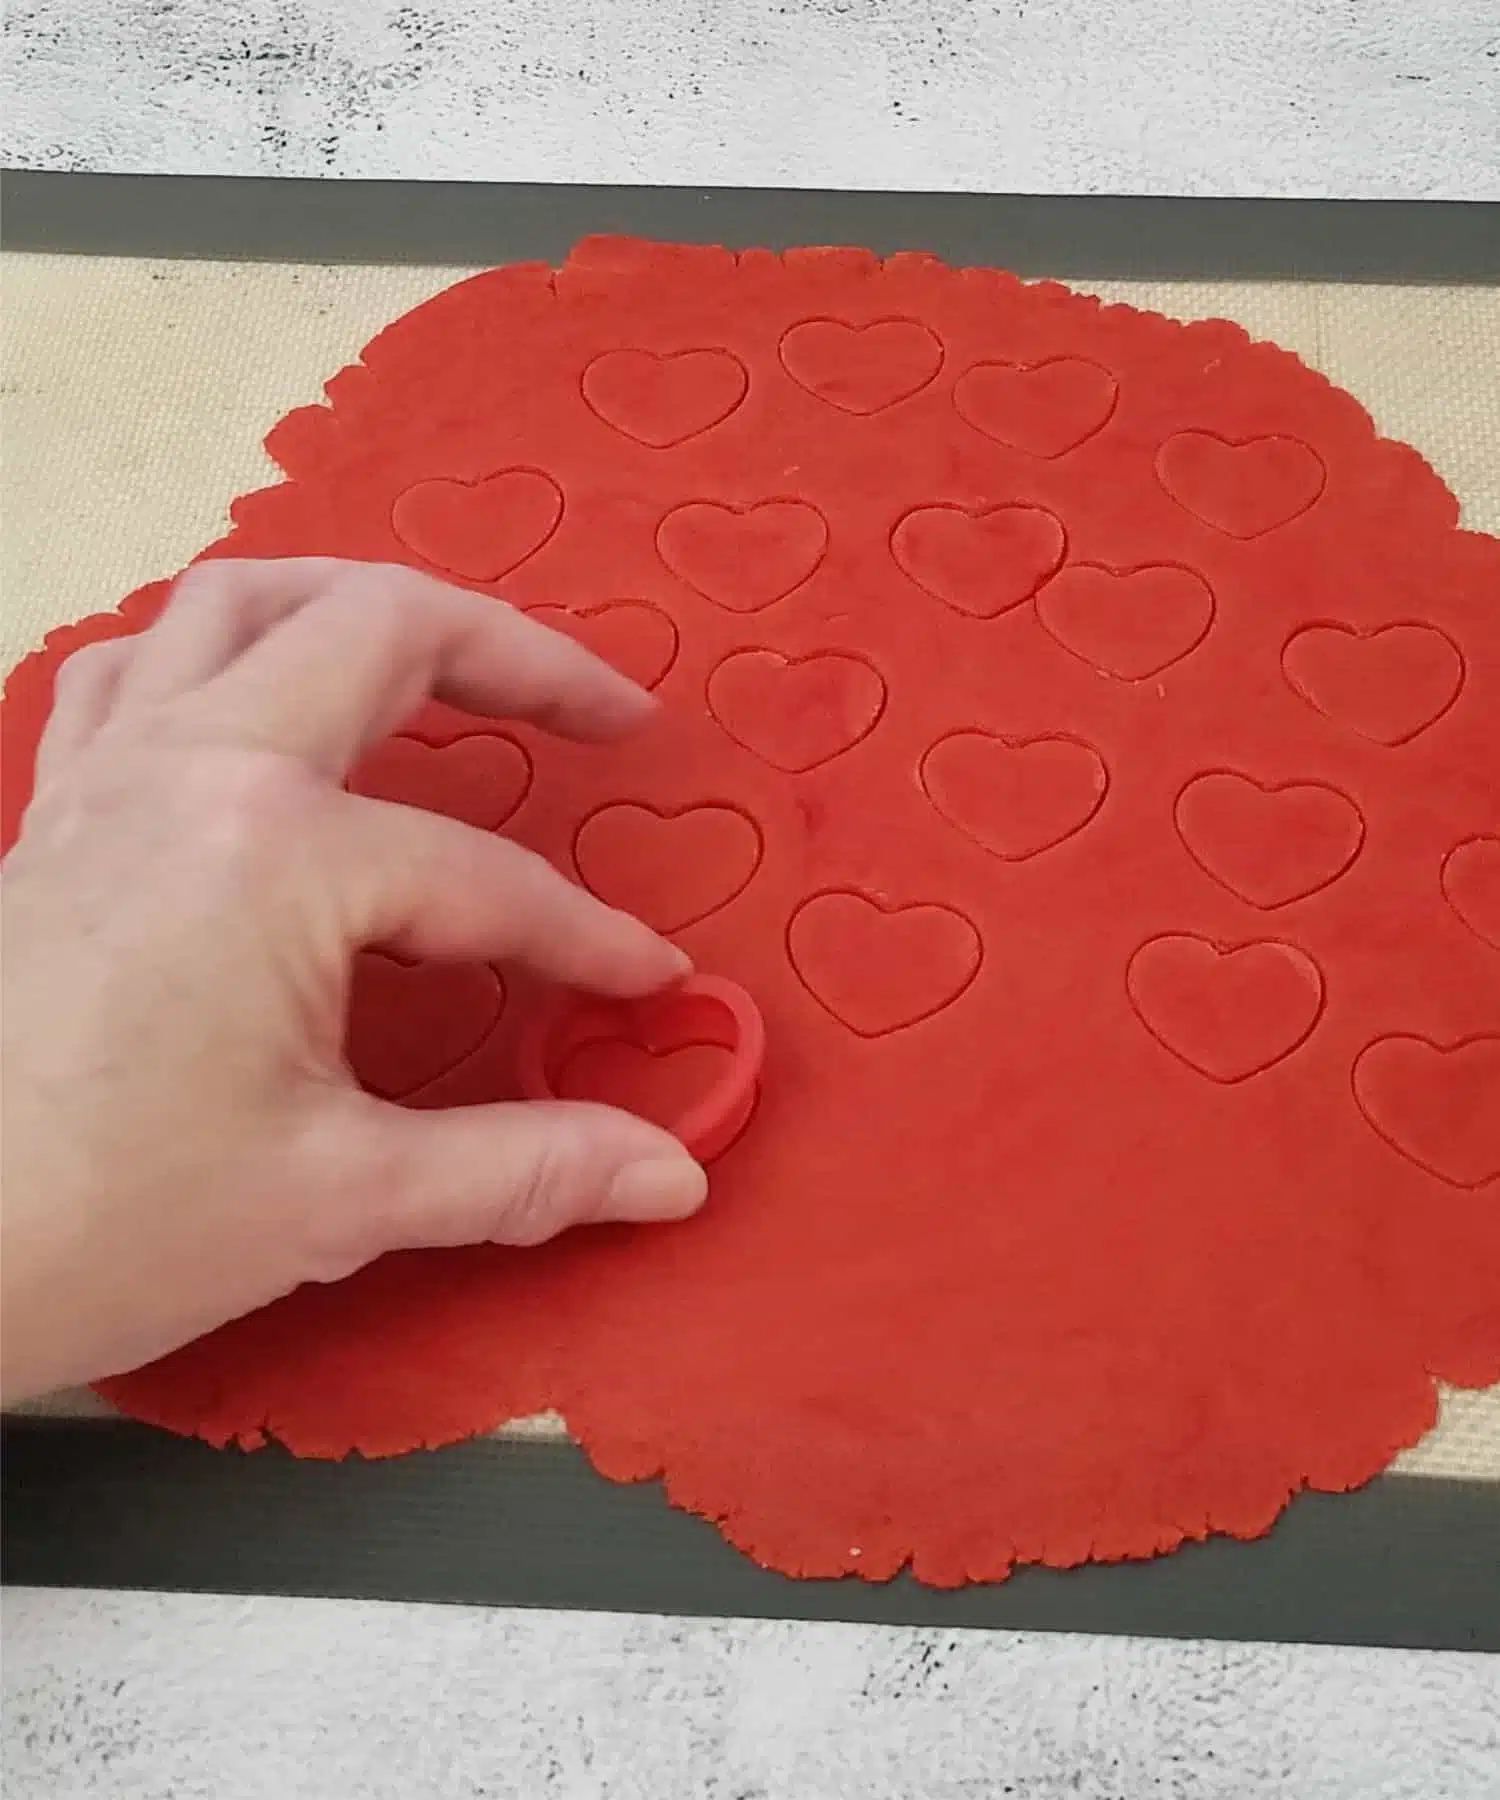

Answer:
[184,562,655,776]
[337,1095,708,1256]
[113,559,337,710]
[335,795,691,992]
[34,638,137,785]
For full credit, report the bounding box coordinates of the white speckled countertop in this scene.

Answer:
[5,1592,1499,1799]
[3,6,1498,1794]
[3,0,1498,198]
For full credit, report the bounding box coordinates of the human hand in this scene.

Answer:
[0,559,706,1404]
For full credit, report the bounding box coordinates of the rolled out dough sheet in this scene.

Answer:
[2,251,1496,1481]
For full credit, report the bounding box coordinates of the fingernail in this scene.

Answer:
[607,1155,709,1222]
[666,943,694,976]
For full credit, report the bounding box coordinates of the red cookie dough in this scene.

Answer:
[4,238,1498,1586]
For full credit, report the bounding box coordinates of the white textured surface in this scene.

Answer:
[5,15,1498,1788]
[3,0,1498,199]
[4,1590,1499,1799]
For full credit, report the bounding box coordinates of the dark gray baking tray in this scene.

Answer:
[2,169,1496,1646]
[3,171,1498,281]
[4,1422,1498,1651]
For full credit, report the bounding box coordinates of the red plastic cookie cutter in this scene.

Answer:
[518,974,765,1163]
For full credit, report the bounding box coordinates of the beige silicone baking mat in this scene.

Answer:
[3,252,1497,1479]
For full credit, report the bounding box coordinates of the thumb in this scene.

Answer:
[344,1096,709,1253]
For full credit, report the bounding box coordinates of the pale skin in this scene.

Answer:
[0,559,709,1405]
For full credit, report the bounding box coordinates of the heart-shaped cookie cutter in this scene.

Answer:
[517,974,765,1163]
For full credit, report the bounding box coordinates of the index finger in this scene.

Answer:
[182,561,654,775]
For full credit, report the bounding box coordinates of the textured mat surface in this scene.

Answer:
[3,252,1496,1484]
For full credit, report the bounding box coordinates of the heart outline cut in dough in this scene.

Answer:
[779,318,944,414]
[1174,770,1365,909]
[920,730,1109,861]
[657,499,830,612]
[953,357,1119,458]
[581,348,750,447]
[391,467,564,581]
[1155,431,1326,538]
[1127,933,1326,1083]
[1035,561,1215,681]
[1352,1034,1500,1189]
[891,502,1068,619]
[707,648,888,772]
[787,890,983,1037]
[1441,836,1500,950]
[1281,621,1465,746]
[574,801,764,934]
